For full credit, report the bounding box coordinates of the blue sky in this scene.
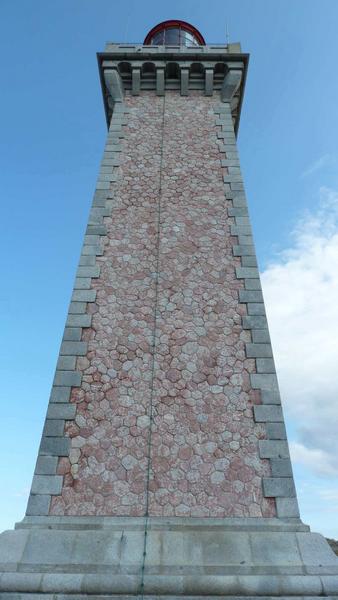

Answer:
[1,0,338,537]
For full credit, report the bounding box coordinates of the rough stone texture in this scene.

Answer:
[49,91,275,518]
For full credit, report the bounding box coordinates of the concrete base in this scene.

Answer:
[1,517,338,597]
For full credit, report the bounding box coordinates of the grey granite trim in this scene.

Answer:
[261,390,281,405]
[156,66,165,95]
[262,477,297,497]
[259,440,290,459]
[26,494,51,516]
[266,422,287,440]
[71,289,97,302]
[35,456,58,476]
[215,103,299,516]
[78,255,96,266]
[15,515,307,530]
[256,358,276,373]
[132,66,141,95]
[56,356,76,371]
[253,405,283,422]
[250,373,279,391]
[25,103,130,517]
[39,437,71,457]
[49,386,71,403]
[1,571,336,596]
[66,314,92,328]
[76,265,100,278]
[252,329,271,343]
[43,419,65,437]
[62,326,83,341]
[245,342,272,357]
[100,51,248,133]
[60,341,88,356]
[68,301,87,314]
[53,370,82,387]
[180,66,189,96]
[31,475,63,495]
[270,458,294,477]
[276,497,300,518]
[1,516,338,594]
[239,255,257,267]
[239,289,263,302]
[46,404,76,420]
[205,67,214,95]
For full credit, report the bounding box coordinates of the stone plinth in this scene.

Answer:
[1,516,338,598]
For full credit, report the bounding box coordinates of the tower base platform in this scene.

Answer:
[1,517,338,598]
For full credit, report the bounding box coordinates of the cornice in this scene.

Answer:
[97,45,249,135]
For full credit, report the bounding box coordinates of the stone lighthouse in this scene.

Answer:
[1,20,338,598]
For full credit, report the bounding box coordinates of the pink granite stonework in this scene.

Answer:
[50,91,275,518]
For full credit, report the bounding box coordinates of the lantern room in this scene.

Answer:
[143,20,205,46]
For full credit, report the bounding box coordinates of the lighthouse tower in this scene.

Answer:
[1,20,338,598]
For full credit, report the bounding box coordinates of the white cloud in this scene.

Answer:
[290,442,338,478]
[301,154,334,178]
[13,487,30,499]
[261,187,338,478]
[319,488,338,503]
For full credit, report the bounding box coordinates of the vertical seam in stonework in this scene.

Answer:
[139,94,166,598]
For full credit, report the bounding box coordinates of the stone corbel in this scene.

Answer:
[221,69,242,108]
[180,65,190,96]
[132,66,141,96]
[104,68,124,109]
[156,66,165,96]
[205,67,214,96]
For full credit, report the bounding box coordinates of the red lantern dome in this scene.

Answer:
[144,20,205,47]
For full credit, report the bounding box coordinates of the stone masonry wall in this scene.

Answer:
[49,91,275,518]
